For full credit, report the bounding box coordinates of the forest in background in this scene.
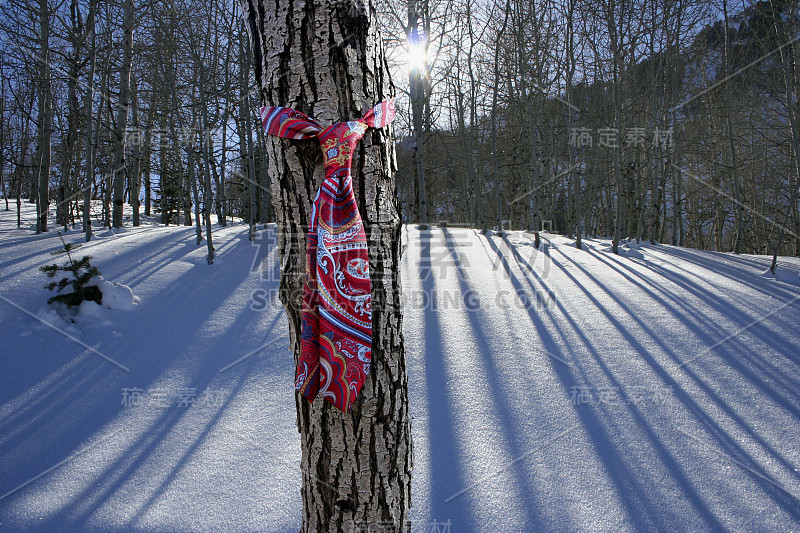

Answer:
[1,0,799,258]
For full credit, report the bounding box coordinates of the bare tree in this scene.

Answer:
[34,0,54,233]
[83,0,97,241]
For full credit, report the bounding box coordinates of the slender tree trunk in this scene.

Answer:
[130,78,143,226]
[671,108,682,246]
[100,52,112,228]
[770,0,800,268]
[723,0,743,253]
[490,2,511,234]
[239,31,257,240]
[187,141,203,245]
[112,0,134,227]
[241,0,411,529]
[199,76,215,263]
[648,151,661,244]
[253,98,271,224]
[770,0,800,258]
[143,129,152,217]
[59,0,82,230]
[609,5,624,254]
[1,61,6,212]
[408,1,429,227]
[35,0,53,233]
[216,122,227,226]
[714,139,724,252]
[140,102,154,222]
[160,130,171,225]
[465,0,478,227]
[17,166,22,227]
[83,3,95,242]
[566,0,582,248]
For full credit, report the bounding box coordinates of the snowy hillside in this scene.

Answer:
[1,203,799,532]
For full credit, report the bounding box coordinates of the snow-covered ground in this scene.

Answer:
[1,202,799,532]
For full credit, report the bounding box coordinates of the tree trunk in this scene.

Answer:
[671,108,682,246]
[566,0,582,248]
[143,131,152,217]
[408,0,429,227]
[722,0,743,253]
[215,126,226,226]
[1,59,6,212]
[237,28,258,239]
[253,98,271,224]
[130,78,143,227]
[241,0,411,529]
[35,0,52,233]
[59,2,81,230]
[188,142,203,245]
[770,0,800,267]
[609,5,624,254]
[465,0,478,227]
[112,0,134,228]
[199,75,215,263]
[490,2,511,234]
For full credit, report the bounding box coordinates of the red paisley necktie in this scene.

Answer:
[260,100,396,412]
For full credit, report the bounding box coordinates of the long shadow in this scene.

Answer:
[0,226,161,279]
[440,228,545,529]
[569,244,800,483]
[483,234,729,530]
[0,228,224,419]
[581,244,756,340]
[529,238,800,520]
[418,230,474,530]
[64,299,288,528]
[642,245,798,302]
[618,247,800,397]
[583,245,800,409]
[0,361,112,452]
[654,245,800,289]
[0,224,289,531]
[109,231,218,288]
[643,246,800,304]
[490,236,756,530]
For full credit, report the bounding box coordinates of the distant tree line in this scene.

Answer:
[1,0,799,261]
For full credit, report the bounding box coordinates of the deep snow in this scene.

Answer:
[1,203,799,532]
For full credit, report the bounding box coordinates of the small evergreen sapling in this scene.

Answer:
[40,233,103,307]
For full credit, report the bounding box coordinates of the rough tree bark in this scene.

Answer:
[240,0,411,530]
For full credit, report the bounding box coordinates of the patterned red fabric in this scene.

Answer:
[259,100,396,411]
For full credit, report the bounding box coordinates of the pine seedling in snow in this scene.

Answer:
[40,232,102,307]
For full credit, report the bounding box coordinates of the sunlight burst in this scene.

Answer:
[407,40,428,74]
